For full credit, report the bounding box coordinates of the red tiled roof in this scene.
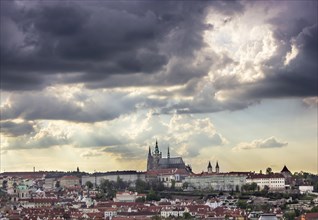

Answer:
[190,171,251,177]
[247,173,284,179]
[146,168,190,176]
[302,212,318,220]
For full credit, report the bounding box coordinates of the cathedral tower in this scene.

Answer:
[215,161,220,173]
[207,161,212,174]
[147,146,153,171]
[153,140,162,170]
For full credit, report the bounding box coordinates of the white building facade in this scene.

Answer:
[246,174,285,190]
[82,171,146,187]
[184,173,248,191]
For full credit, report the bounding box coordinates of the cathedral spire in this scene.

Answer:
[155,139,159,154]
[167,146,170,159]
[148,146,151,156]
[216,161,219,173]
[207,161,212,174]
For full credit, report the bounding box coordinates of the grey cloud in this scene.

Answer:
[32,4,89,36]
[259,137,288,148]
[233,136,288,151]
[0,121,35,137]
[196,3,318,112]
[102,145,145,160]
[0,0,244,91]
[1,94,83,121]
[253,1,318,99]
[3,1,315,119]
[244,23,318,100]
[74,132,123,148]
[81,151,103,158]
[0,91,156,122]
[4,132,68,150]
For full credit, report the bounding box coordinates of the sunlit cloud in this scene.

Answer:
[233,137,288,151]
[0,0,316,172]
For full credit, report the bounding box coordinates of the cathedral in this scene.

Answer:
[147,140,187,171]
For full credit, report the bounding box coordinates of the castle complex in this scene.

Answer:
[147,140,187,171]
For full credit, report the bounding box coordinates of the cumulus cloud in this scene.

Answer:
[121,113,228,157]
[81,151,103,159]
[2,111,227,161]
[233,137,288,151]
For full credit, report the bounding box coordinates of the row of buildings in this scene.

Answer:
[145,141,294,192]
[2,141,311,195]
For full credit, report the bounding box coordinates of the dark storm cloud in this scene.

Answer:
[0,0,244,91]
[251,0,318,99]
[0,121,34,137]
[199,1,318,110]
[243,24,318,100]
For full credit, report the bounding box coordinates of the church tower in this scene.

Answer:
[153,140,162,170]
[147,146,153,171]
[207,161,212,174]
[215,161,220,173]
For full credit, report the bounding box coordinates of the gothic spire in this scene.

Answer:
[148,146,151,156]
[215,161,220,173]
[207,161,212,174]
[155,139,159,154]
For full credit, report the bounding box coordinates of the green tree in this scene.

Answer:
[266,167,273,174]
[85,181,94,189]
[284,211,296,220]
[237,200,248,209]
[135,179,148,193]
[235,185,240,192]
[149,180,164,191]
[182,182,189,189]
[146,189,160,201]
[310,206,318,213]
[55,180,60,188]
[99,179,116,199]
[251,182,258,192]
[2,180,8,189]
[183,212,192,219]
[263,185,270,192]
[135,196,146,203]
[116,176,127,190]
[170,180,176,190]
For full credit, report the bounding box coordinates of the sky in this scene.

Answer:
[0,0,317,174]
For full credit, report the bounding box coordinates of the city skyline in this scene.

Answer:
[0,1,317,174]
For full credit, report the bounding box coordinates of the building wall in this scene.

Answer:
[43,178,55,190]
[113,192,137,202]
[184,174,247,191]
[299,185,314,194]
[59,177,80,188]
[246,177,285,190]
[82,172,146,186]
